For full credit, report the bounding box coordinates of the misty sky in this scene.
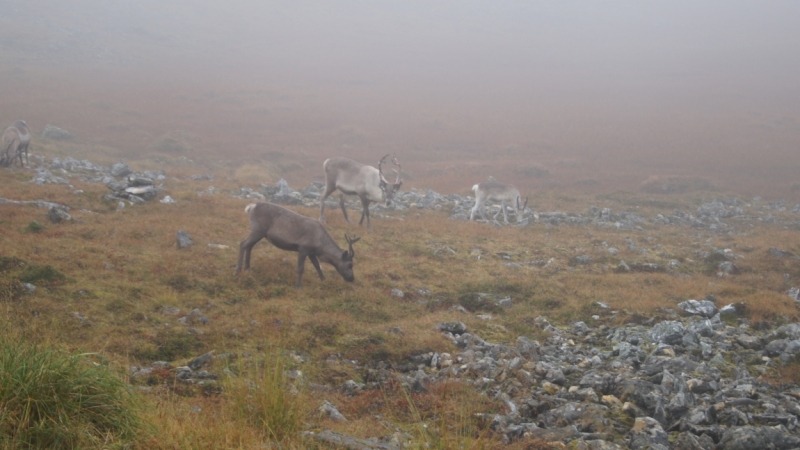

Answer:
[2,1,799,194]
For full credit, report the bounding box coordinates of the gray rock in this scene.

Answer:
[649,320,685,345]
[720,302,747,317]
[628,416,669,450]
[718,425,800,450]
[437,322,467,335]
[678,299,718,318]
[673,431,710,450]
[318,400,347,422]
[188,351,214,370]
[304,429,401,450]
[768,247,795,259]
[41,125,74,140]
[788,287,800,302]
[110,162,133,178]
[177,230,193,249]
[127,175,154,187]
[125,186,158,201]
[160,306,181,316]
[270,179,303,205]
[390,289,404,298]
[764,339,789,357]
[47,206,72,223]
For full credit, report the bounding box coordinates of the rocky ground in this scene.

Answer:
[7,155,800,449]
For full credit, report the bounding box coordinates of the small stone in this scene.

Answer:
[390,288,404,298]
[47,206,71,223]
[541,381,560,395]
[177,230,193,249]
[110,162,133,178]
[602,395,622,407]
[318,400,347,422]
[188,351,214,371]
[160,306,181,316]
[436,322,467,335]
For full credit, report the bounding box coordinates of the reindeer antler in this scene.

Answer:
[378,154,391,185]
[391,155,402,185]
[345,234,361,257]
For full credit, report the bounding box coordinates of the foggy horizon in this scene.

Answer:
[2,1,799,196]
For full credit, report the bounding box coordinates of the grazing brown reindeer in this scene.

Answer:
[470,182,528,224]
[236,202,360,288]
[319,154,403,229]
[1,120,31,167]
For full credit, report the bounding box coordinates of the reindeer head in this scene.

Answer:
[378,154,403,205]
[335,234,361,282]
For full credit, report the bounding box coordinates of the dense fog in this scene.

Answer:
[1,1,799,195]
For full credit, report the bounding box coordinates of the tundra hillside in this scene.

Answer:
[2,140,800,448]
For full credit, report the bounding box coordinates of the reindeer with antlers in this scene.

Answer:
[470,182,528,224]
[236,202,360,289]
[318,154,403,229]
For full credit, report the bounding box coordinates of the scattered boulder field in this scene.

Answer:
[128,301,800,449]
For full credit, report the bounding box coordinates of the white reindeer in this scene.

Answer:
[318,154,403,229]
[1,120,31,167]
[470,182,528,224]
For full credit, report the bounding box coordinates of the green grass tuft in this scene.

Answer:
[0,340,144,448]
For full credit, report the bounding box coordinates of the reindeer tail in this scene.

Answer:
[245,203,257,214]
[472,184,479,193]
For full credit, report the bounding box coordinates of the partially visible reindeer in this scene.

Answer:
[1,120,31,167]
[318,154,403,229]
[236,202,360,289]
[470,182,528,224]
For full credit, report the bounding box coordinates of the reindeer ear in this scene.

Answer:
[395,180,403,188]
[342,250,349,260]
[379,179,388,189]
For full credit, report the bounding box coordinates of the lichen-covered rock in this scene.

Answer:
[718,425,800,450]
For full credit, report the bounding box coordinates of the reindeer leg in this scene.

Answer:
[338,194,352,223]
[470,200,480,221]
[296,250,308,289]
[477,200,488,221]
[495,202,509,224]
[236,233,262,274]
[358,197,372,229]
[319,184,337,223]
[309,255,325,280]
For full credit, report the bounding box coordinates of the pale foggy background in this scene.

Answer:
[1,1,798,196]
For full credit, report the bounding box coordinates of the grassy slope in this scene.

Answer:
[2,145,800,448]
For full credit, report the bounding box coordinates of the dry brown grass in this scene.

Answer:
[3,137,800,448]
